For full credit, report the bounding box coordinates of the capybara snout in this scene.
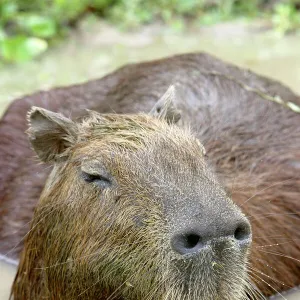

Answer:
[170,211,251,256]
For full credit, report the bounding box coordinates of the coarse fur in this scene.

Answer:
[12,108,252,299]
[0,52,299,299]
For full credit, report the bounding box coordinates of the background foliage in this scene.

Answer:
[0,0,300,63]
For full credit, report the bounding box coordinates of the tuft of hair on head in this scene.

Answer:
[149,85,181,124]
[27,106,78,163]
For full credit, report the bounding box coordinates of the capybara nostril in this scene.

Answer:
[172,218,252,256]
[171,232,204,255]
[234,221,251,244]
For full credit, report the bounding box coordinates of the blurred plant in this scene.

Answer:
[0,0,299,64]
[271,1,300,35]
[0,1,55,63]
[1,2,52,62]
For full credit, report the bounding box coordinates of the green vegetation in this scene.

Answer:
[0,0,300,63]
[271,1,300,35]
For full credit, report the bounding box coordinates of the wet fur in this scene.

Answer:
[0,53,299,298]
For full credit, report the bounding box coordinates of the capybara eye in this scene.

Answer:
[81,171,111,189]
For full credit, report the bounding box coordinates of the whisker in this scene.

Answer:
[248,265,291,289]
[240,178,296,207]
[246,275,266,300]
[245,277,266,300]
[34,250,104,270]
[252,258,280,274]
[77,275,103,297]
[3,205,59,258]
[256,249,300,264]
[248,270,287,300]
[247,212,299,221]
[253,240,298,248]
[254,235,296,240]
[106,272,138,300]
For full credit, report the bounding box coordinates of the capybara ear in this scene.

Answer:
[149,85,181,124]
[27,107,78,163]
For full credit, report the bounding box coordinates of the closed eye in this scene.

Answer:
[81,171,111,188]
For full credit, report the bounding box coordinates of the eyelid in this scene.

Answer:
[81,171,112,191]
[80,158,113,188]
[81,161,111,179]
[81,171,110,183]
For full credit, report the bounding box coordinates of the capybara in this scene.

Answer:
[0,53,299,299]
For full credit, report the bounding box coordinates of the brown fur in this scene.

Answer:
[0,53,299,298]
[12,108,253,299]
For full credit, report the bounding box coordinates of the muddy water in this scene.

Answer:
[1,20,300,116]
[0,20,300,299]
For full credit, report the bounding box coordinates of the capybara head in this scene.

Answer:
[13,86,252,300]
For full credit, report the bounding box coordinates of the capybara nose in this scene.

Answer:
[171,218,251,255]
[171,232,204,255]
